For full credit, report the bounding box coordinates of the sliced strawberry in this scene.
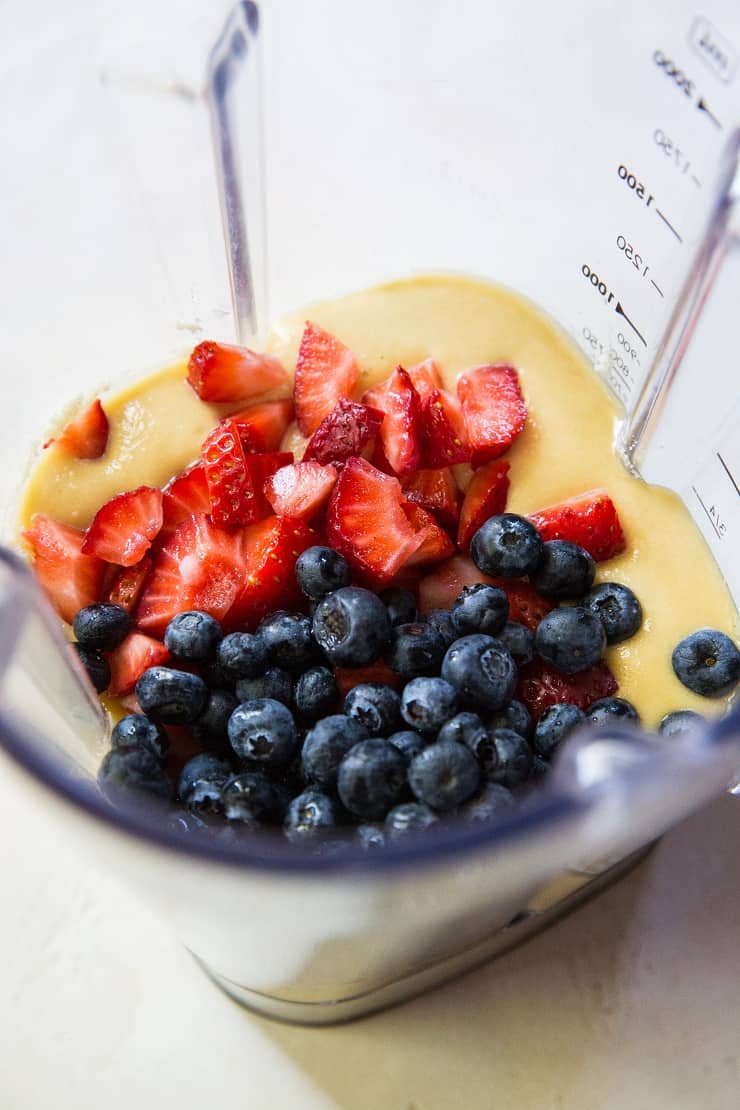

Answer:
[227,516,316,631]
[492,580,554,632]
[136,514,247,636]
[161,463,211,539]
[362,366,422,476]
[407,358,443,401]
[416,553,553,631]
[201,423,258,527]
[108,632,170,697]
[22,515,106,623]
[419,389,471,468]
[402,503,455,567]
[105,557,153,613]
[402,468,460,533]
[187,340,288,403]
[457,459,510,550]
[303,399,383,466]
[245,451,294,519]
[457,364,527,465]
[529,490,626,562]
[82,486,163,566]
[326,458,426,585]
[516,658,618,719]
[294,322,360,436]
[224,398,294,453]
[48,399,109,459]
[265,461,338,520]
[334,660,402,697]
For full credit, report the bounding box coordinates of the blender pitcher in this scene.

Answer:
[0,0,739,1024]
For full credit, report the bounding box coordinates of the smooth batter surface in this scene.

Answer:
[20,275,738,726]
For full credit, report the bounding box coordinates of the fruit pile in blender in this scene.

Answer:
[23,325,740,847]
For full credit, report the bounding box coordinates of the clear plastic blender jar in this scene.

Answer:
[0,0,738,1023]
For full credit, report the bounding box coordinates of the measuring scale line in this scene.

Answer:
[717,453,740,498]
[650,278,664,297]
[692,486,724,539]
[697,97,722,129]
[615,301,647,347]
[655,208,683,242]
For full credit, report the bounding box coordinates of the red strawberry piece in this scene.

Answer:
[529,490,626,562]
[419,388,471,468]
[161,463,211,539]
[108,632,170,697]
[416,554,553,633]
[294,322,360,436]
[334,660,402,697]
[201,423,259,527]
[264,461,338,520]
[516,658,618,719]
[187,340,288,403]
[491,579,554,632]
[48,399,109,459]
[303,399,384,466]
[245,451,295,519]
[362,366,422,476]
[457,364,527,465]
[226,515,316,631]
[457,459,511,550]
[82,486,163,567]
[402,503,455,567]
[406,358,443,400]
[105,557,153,613]
[136,514,247,636]
[326,457,425,584]
[402,467,460,532]
[22,515,106,624]
[224,398,294,453]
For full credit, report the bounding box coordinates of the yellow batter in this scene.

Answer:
[20,275,738,727]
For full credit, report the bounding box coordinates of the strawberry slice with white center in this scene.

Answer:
[161,463,211,539]
[224,398,294,453]
[187,341,288,403]
[264,461,338,520]
[105,557,153,612]
[457,459,511,550]
[108,632,170,697]
[402,467,460,532]
[418,389,471,468]
[227,515,316,631]
[136,514,247,637]
[303,399,384,466]
[82,486,163,566]
[402,503,455,567]
[407,358,443,400]
[457,364,527,465]
[294,322,360,436]
[363,366,422,477]
[326,457,426,584]
[22,515,106,623]
[47,399,110,459]
[201,424,258,528]
[244,450,295,520]
[529,489,625,561]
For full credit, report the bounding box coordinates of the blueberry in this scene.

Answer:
[441,634,517,712]
[530,755,551,780]
[356,823,387,850]
[533,703,585,758]
[401,676,459,734]
[228,698,298,768]
[164,610,222,662]
[178,752,231,814]
[191,689,239,753]
[302,714,370,789]
[111,714,169,761]
[380,587,417,628]
[337,738,407,819]
[534,607,606,674]
[408,739,480,811]
[424,608,458,648]
[385,802,439,837]
[498,622,535,667]
[98,746,173,800]
[470,513,544,578]
[586,697,640,725]
[135,666,208,724]
[529,540,595,600]
[312,586,391,667]
[217,632,268,681]
[461,782,516,822]
[73,643,111,693]
[387,730,426,764]
[344,682,402,736]
[659,709,705,736]
[487,700,532,739]
[438,711,488,749]
[387,622,446,679]
[464,729,501,776]
[484,728,534,787]
[295,546,351,601]
[73,603,131,651]
[451,583,509,637]
[671,629,740,698]
[584,582,642,645]
[203,660,235,690]
[284,789,338,840]
[235,667,293,707]
[258,610,317,674]
[221,771,279,825]
[294,666,339,721]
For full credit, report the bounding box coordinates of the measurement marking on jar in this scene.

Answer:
[692,486,726,538]
[581,263,615,304]
[617,164,654,206]
[653,128,694,176]
[615,301,647,346]
[650,279,664,297]
[691,174,702,188]
[697,96,722,128]
[717,453,740,498]
[655,207,683,242]
[652,49,723,129]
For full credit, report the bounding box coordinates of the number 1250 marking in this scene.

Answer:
[616,234,649,277]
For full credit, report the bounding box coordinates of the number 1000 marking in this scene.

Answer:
[581,263,615,304]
